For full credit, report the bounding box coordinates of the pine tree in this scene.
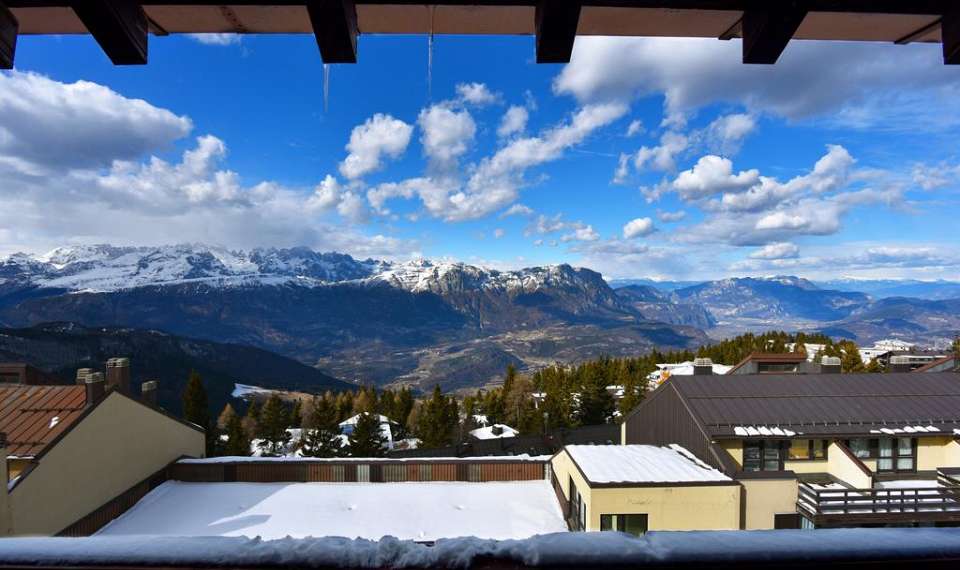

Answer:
[258,394,292,456]
[289,400,303,428]
[217,403,237,430]
[300,397,343,458]
[347,412,386,457]
[417,385,457,449]
[182,371,213,455]
[224,412,250,456]
[577,365,614,426]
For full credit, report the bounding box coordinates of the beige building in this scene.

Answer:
[550,444,740,533]
[622,371,960,530]
[0,374,205,536]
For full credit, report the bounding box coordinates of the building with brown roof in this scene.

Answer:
[622,372,960,530]
[0,375,205,536]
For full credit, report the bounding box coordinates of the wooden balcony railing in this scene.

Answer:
[799,483,960,519]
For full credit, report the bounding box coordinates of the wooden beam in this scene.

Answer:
[0,1,16,69]
[741,4,808,64]
[944,8,960,64]
[306,0,358,64]
[535,0,581,64]
[70,1,148,65]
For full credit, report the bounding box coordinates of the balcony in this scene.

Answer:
[798,471,960,527]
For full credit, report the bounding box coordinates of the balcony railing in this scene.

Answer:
[799,482,960,522]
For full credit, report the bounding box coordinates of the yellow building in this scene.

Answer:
[622,371,960,529]
[0,378,205,536]
[550,444,740,533]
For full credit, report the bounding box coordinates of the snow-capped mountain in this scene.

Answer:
[1,244,614,300]
[0,244,705,390]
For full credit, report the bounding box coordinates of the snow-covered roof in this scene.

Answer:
[96,481,567,542]
[469,424,518,440]
[565,444,731,485]
[177,454,551,464]
[339,413,393,427]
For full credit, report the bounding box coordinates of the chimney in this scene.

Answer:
[693,357,714,376]
[141,380,158,407]
[820,356,842,374]
[75,368,93,385]
[105,357,131,395]
[85,372,105,407]
[889,355,912,373]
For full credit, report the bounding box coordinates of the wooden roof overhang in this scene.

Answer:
[1,1,958,70]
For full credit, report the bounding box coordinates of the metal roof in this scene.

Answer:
[669,372,960,437]
[0,385,87,458]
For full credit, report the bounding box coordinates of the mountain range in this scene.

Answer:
[0,244,707,392]
[1,245,957,394]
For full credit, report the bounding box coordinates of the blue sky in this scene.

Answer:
[1,32,959,280]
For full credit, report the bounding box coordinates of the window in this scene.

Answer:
[847,438,876,459]
[812,439,827,460]
[600,514,648,536]
[789,440,810,460]
[788,439,829,461]
[743,440,784,471]
[877,437,916,472]
[568,476,586,531]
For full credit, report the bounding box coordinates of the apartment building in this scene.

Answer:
[622,372,960,529]
[0,362,205,536]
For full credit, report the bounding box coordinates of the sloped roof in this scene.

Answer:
[670,372,960,437]
[0,385,87,458]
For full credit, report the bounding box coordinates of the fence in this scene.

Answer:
[169,459,548,483]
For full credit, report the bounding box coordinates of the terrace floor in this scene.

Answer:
[95,480,568,542]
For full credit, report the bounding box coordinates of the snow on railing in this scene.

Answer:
[4,530,960,568]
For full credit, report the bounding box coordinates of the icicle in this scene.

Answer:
[323,63,331,113]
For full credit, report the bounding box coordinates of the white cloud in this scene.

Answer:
[703,113,756,156]
[561,225,600,243]
[306,175,343,211]
[750,242,800,260]
[456,83,500,106]
[625,119,644,137]
[633,131,688,172]
[672,155,760,200]
[497,106,529,138]
[339,113,413,180]
[612,152,630,184]
[186,34,241,46]
[418,104,476,171]
[730,244,960,277]
[500,204,535,218]
[622,217,655,239]
[554,37,960,130]
[657,210,686,223]
[0,71,192,171]
[0,136,409,256]
[373,102,627,222]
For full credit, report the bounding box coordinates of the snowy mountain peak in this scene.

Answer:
[1,244,601,296]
